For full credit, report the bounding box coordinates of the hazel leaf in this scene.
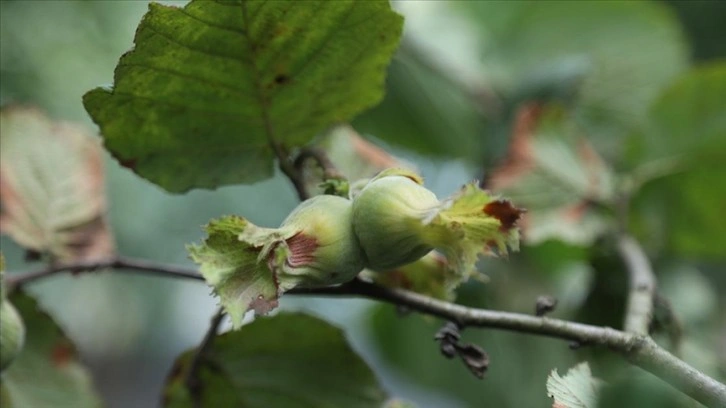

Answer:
[163,313,388,408]
[546,362,603,408]
[488,104,615,246]
[83,0,403,193]
[0,292,102,408]
[456,0,688,150]
[0,106,115,264]
[425,183,524,276]
[630,63,726,257]
[187,215,291,328]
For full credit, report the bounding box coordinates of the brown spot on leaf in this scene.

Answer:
[483,200,525,231]
[274,74,290,85]
[51,342,75,367]
[118,158,137,170]
[24,249,43,262]
[382,269,413,290]
[250,295,278,315]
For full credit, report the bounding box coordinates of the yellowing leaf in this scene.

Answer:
[424,183,524,276]
[488,104,615,246]
[0,106,115,263]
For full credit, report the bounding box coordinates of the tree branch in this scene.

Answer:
[5,259,724,407]
[616,234,657,336]
[6,256,203,290]
[271,141,310,201]
[293,146,343,180]
[297,279,725,408]
[292,279,632,346]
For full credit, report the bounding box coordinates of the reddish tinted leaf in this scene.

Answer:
[488,104,615,245]
[0,106,115,263]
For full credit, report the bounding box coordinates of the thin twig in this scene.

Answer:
[293,146,343,180]
[6,256,203,291]
[653,293,684,354]
[293,279,633,346]
[273,142,310,201]
[296,279,725,407]
[184,307,226,408]
[616,234,657,336]
[5,259,725,407]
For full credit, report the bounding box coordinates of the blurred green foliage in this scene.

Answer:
[1,1,725,408]
[1,292,102,408]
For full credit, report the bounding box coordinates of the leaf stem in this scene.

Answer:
[272,142,310,201]
[293,146,343,180]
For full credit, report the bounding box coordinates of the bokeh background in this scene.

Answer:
[1,1,724,407]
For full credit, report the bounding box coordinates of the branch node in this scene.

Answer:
[617,234,657,336]
[535,295,558,317]
[435,321,489,379]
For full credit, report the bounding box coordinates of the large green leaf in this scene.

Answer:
[0,106,115,263]
[457,0,688,155]
[0,292,103,408]
[163,313,387,408]
[84,0,403,193]
[630,63,726,257]
[352,47,484,161]
[639,63,726,163]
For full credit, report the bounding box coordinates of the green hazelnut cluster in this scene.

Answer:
[190,168,523,328]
